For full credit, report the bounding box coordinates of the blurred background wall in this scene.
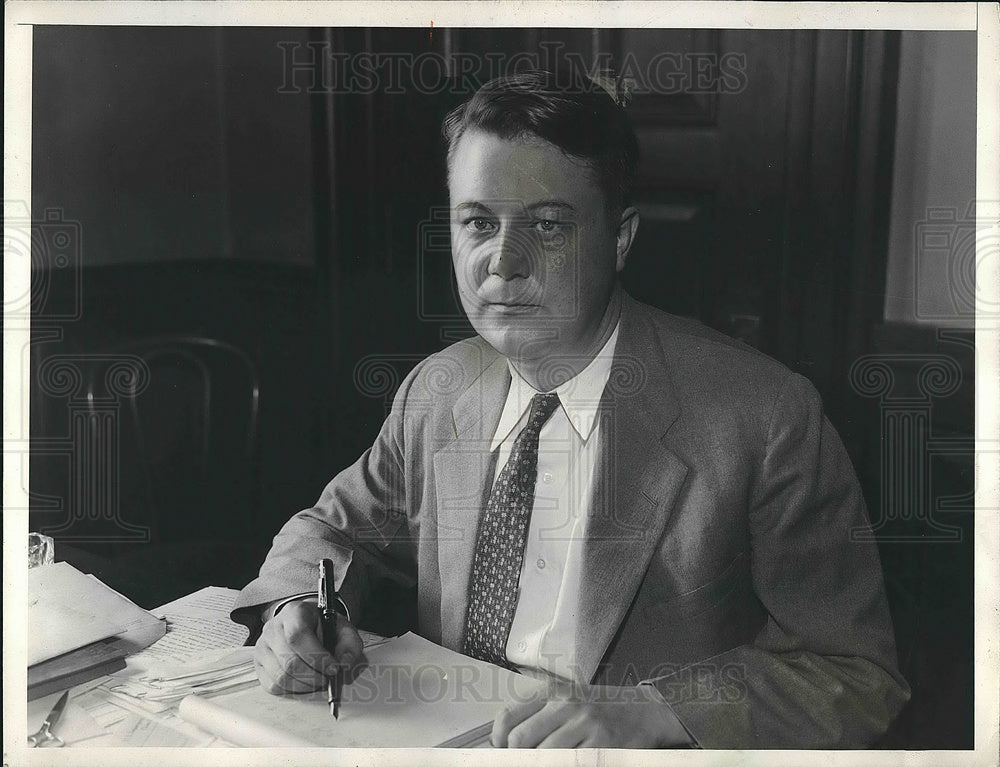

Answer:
[885,31,977,325]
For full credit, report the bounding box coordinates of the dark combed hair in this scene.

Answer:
[442,68,640,214]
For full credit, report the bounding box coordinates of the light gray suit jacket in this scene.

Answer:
[234,294,909,748]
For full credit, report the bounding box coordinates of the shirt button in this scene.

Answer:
[517,640,527,652]
[536,558,546,569]
[542,472,553,483]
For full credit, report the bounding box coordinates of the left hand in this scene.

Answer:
[491,683,691,748]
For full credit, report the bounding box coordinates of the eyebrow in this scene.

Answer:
[454,202,493,214]
[526,201,577,214]
[453,201,578,215]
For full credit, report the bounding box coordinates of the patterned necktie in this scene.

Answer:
[462,392,561,668]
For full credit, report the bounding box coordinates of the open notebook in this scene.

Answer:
[177,632,545,747]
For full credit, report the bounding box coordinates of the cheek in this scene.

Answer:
[543,242,614,315]
[540,229,576,281]
[450,232,482,292]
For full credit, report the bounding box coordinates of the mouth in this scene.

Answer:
[483,302,540,313]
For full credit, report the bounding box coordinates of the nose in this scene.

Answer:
[488,226,532,280]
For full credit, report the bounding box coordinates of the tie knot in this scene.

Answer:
[528,392,561,429]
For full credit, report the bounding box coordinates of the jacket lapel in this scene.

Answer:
[432,296,691,671]
[434,349,509,651]
[575,297,690,683]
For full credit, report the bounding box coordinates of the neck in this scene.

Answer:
[512,286,623,392]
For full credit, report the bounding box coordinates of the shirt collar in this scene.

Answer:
[490,321,621,451]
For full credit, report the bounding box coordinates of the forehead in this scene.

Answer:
[447,129,601,207]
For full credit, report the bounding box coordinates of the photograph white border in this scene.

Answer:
[4,3,998,766]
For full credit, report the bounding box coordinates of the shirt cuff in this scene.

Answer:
[264,592,351,624]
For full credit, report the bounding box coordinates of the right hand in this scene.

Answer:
[254,599,366,695]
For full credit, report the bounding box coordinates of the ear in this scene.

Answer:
[614,206,640,272]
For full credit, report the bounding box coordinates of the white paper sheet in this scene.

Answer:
[178,632,545,747]
[28,562,162,666]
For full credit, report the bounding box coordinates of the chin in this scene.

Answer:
[473,322,553,362]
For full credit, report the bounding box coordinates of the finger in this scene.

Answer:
[254,641,324,694]
[339,651,369,685]
[265,618,339,684]
[254,636,284,693]
[537,717,589,749]
[317,620,368,684]
[275,612,341,679]
[491,695,547,748]
[256,644,320,694]
[329,620,365,669]
[505,700,577,749]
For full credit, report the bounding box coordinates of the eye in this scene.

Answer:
[464,217,497,234]
[533,219,560,233]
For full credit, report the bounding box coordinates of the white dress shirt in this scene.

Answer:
[491,322,621,684]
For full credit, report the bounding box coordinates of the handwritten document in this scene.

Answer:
[127,587,249,669]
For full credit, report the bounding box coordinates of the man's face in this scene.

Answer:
[448,129,623,365]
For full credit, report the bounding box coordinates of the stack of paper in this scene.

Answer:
[45,584,411,747]
[51,587,254,748]
[28,563,166,700]
[126,586,251,670]
[93,587,255,714]
[52,681,233,748]
[105,647,258,709]
[28,638,128,701]
[99,587,392,714]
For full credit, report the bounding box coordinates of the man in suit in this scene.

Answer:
[233,68,909,748]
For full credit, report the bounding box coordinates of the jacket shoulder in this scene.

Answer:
[628,299,811,406]
[395,334,498,410]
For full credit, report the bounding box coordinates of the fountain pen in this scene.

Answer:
[317,558,343,718]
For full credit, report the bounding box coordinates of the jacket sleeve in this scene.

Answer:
[647,373,910,748]
[230,363,420,637]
